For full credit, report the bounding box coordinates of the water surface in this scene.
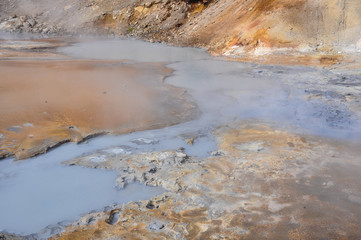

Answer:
[0,36,360,237]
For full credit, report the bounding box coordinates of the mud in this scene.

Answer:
[0,0,360,238]
[51,121,361,240]
[0,33,360,239]
[36,37,359,238]
[0,40,197,159]
[0,157,165,236]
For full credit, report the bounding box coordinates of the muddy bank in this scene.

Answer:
[1,0,361,61]
[0,44,197,159]
[0,1,360,238]
[0,35,360,239]
[49,121,361,239]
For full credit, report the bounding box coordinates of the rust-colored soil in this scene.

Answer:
[0,60,196,159]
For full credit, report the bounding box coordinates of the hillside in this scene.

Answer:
[1,0,361,59]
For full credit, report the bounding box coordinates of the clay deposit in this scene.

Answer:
[0,40,197,159]
[0,0,361,239]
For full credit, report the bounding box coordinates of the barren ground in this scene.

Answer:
[0,1,361,239]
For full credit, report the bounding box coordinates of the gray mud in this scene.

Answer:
[1,36,360,238]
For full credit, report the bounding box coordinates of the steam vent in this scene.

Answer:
[0,1,361,239]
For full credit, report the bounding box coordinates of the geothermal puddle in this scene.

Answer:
[0,36,361,237]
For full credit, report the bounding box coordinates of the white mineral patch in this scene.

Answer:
[268,200,291,213]
[23,123,34,127]
[106,147,132,155]
[88,155,106,162]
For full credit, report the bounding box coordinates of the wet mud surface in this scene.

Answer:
[53,121,361,240]
[0,35,360,239]
[0,39,197,159]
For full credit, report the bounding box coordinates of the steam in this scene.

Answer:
[1,37,360,237]
[59,38,210,62]
[60,38,361,139]
[167,59,361,140]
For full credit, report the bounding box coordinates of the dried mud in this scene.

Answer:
[52,121,361,239]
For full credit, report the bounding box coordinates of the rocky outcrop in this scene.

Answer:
[0,15,62,34]
[1,0,360,57]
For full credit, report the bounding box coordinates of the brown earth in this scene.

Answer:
[1,0,360,62]
[0,50,197,160]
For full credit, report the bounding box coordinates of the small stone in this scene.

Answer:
[27,18,36,27]
[186,137,195,145]
[23,22,30,28]
[19,16,26,22]
[105,209,120,225]
[147,221,165,231]
[210,151,225,156]
[175,152,187,159]
[146,201,155,209]
[14,19,23,29]
[42,28,49,34]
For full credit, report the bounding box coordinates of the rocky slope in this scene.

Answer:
[1,0,361,58]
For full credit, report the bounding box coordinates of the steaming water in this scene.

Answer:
[61,39,361,139]
[1,37,361,237]
[167,59,361,139]
[0,155,164,235]
[59,39,210,62]
[0,123,215,236]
